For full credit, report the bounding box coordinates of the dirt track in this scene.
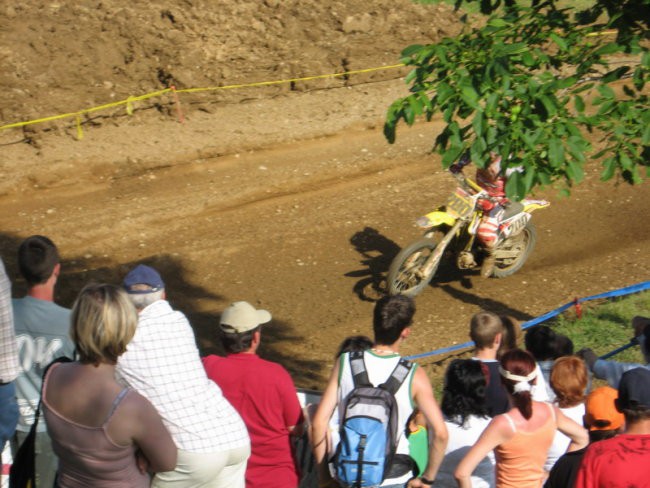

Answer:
[1,2,649,389]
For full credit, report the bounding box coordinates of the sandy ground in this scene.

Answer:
[1,1,649,389]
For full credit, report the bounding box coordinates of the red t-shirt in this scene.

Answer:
[202,353,304,488]
[575,433,650,488]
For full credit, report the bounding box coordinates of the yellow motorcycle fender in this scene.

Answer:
[416,210,457,229]
[522,199,550,213]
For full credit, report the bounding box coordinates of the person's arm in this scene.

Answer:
[310,358,340,464]
[407,367,449,488]
[454,415,512,488]
[554,406,588,453]
[0,258,19,382]
[279,368,305,437]
[130,394,177,473]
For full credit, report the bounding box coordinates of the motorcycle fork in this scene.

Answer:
[420,219,464,277]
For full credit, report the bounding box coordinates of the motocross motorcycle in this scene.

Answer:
[387,171,549,297]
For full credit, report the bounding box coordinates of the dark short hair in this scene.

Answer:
[372,295,415,345]
[525,325,558,361]
[220,326,259,353]
[617,406,650,424]
[18,235,60,286]
[335,335,373,358]
[441,359,489,426]
[588,429,618,442]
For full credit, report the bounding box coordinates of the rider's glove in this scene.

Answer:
[450,152,471,174]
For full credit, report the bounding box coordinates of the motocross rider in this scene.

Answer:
[449,152,522,278]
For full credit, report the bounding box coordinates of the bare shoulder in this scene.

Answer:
[117,388,156,417]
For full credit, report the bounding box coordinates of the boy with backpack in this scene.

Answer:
[310,295,448,488]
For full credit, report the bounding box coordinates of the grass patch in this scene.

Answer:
[549,291,649,363]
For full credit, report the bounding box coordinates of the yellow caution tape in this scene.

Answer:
[0,66,405,133]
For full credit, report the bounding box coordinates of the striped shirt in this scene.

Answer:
[116,300,249,453]
[0,257,19,383]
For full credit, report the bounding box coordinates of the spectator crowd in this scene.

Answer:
[1,235,649,488]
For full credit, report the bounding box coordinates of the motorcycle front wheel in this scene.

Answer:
[387,237,442,297]
[492,222,537,278]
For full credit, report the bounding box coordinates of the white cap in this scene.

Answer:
[219,301,272,333]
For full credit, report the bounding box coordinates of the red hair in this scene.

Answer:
[500,348,537,419]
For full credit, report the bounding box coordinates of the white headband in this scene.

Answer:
[498,366,537,394]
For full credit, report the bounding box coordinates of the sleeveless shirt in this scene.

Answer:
[337,350,416,487]
[495,402,556,488]
[42,364,150,488]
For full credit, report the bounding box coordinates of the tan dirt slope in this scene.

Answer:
[1,1,648,389]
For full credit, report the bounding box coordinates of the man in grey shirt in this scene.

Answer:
[11,236,75,488]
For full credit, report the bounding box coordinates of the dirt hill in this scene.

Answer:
[1,1,648,389]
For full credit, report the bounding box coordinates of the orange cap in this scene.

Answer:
[584,386,625,432]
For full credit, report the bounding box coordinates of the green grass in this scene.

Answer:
[550,291,649,364]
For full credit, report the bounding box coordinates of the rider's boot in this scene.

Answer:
[481,248,496,278]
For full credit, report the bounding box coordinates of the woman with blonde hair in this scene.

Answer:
[42,283,176,487]
[454,349,588,488]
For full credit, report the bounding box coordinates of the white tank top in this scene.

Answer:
[337,350,416,486]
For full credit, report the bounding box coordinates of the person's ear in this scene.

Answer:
[402,327,411,340]
[52,263,61,279]
[494,332,503,347]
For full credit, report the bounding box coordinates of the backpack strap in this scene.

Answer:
[349,350,372,388]
[380,358,413,395]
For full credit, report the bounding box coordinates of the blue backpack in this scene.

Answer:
[334,351,414,488]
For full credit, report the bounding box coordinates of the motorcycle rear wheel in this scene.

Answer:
[387,237,441,297]
[492,222,537,278]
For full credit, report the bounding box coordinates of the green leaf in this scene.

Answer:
[567,137,588,163]
[436,83,455,105]
[485,93,499,116]
[460,84,480,110]
[404,104,415,125]
[522,51,536,67]
[442,145,465,167]
[597,85,616,100]
[538,95,557,118]
[549,32,568,51]
[523,167,536,193]
[574,95,585,112]
[594,42,621,56]
[642,123,650,145]
[619,153,633,171]
[401,44,424,57]
[548,138,565,167]
[487,18,508,28]
[505,171,526,201]
[405,69,417,84]
[567,160,584,183]
[601,66,630,84]
[601,157,616,181]
[472,111,485,136]
[407,94,423,117]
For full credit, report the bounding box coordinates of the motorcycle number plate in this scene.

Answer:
[446,188,473,219]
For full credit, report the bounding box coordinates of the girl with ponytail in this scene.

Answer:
[455,349,588,488]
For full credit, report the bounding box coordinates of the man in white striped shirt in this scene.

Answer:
[0,256,19,474]
[116,264,250,488]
